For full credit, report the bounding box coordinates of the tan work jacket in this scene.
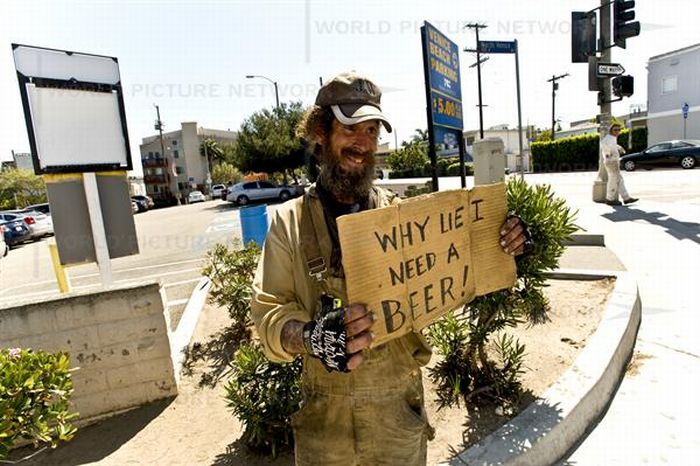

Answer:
[251,185,432,365]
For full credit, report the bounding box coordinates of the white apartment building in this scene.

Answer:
[139,122,237,204]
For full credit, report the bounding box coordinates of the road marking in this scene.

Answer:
[0,267,203,304]
[0,258,205,296]
[162,277,205,288]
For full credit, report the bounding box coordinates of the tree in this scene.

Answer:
[388,129,430,172]
[211,162,242,185]
[200,138,225,162]
[0,169,47,210]
[233,102,306,182]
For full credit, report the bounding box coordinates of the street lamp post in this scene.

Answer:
[246,74,279,108]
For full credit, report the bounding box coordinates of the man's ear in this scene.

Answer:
[315,126,327,145]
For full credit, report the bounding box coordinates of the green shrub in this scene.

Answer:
[0,348,78,459]
[224,343,302,457]
[198,243,303,457]
[531,127,647,173]
[427,177,578,411]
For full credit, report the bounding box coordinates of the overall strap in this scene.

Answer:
[300,192,331,296]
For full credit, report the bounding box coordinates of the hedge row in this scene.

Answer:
[388,157,474,179]
[531,127,648,173]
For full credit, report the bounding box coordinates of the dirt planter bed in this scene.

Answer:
[440,270,641,466]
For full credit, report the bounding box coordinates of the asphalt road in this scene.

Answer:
[0,198,279,320]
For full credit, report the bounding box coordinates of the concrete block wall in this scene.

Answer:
[0,282,178,422]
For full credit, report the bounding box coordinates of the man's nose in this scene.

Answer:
[353,134,374,151]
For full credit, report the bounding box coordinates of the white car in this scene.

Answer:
[211,184,226,199]
[227,181,300,205]
[0,211,53,239]
[188,190,206,203]
[0,224,8,258]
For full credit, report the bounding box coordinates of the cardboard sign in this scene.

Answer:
[338,183,516,346]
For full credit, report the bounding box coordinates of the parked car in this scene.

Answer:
[621,140,700,171]
[0,224,8,258]
[211,184,226,199]
[188,190,206,203]
[227,181,300,206]
[23,202,50,216]
[0,211,53,239]
[131,195,155,212]
[1,218,32,247]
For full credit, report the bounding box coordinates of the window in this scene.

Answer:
[671,142,691,149]
[175,166,183,175]
[243,182,258,189]
[662,76,677,94]
[178,182,187,190]
[647,143,671,153]
[259,181,275,188]
[155,168,164,175]
[172,140,178,146]
[148,151,154,158]
[154,151,160,157]
[173,150,179,158]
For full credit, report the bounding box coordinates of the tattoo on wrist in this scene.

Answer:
[281,320,306,355]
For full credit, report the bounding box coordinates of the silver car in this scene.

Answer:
[227,181,300,205]
[0,211,53,239]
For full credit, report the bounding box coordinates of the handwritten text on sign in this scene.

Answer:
[337,183,516,347]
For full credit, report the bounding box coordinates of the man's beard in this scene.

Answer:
[317,146,376,202]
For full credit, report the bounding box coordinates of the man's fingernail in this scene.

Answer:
[500,230,506,235]
[510,251,516,256]
[371,313,377,321]
[500,240,506,247]
[370,332,375,339]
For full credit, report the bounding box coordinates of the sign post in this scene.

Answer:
[421,22,466,190]
[477,39,525,178]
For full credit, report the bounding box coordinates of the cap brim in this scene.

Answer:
[331,104,392,133]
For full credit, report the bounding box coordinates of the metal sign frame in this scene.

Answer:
[12,43,133,175]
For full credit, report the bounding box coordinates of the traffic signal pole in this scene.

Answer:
[593,0,612,202]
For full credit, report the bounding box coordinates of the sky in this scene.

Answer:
[1,0,698,174]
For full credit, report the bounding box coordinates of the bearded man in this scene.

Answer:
[251,72,529,465]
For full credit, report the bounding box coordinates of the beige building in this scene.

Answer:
[140,122,237,204]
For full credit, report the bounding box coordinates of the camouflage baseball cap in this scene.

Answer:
[315,71,392,132]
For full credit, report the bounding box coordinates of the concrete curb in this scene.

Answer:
[562,233,605,247]
[168,276,211,385]
[445,269,642,466]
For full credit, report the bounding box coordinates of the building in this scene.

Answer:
[464,125,531,172]
[11,151,33,171]
[647,43,700,145]
[139,122,237,204]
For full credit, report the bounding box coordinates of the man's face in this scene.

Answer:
[316,118,380,201]
[325,119,380,173]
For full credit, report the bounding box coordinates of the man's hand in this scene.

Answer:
[500,216,530,256]
[343,304,375,371]
[299,303,375,372]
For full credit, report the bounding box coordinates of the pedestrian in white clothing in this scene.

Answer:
[601,123,638,206]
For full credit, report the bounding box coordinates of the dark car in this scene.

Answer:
[1,218,32,247]
[621,140,699,171]
[131,195,155,212]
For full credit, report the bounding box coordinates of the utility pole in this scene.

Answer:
[465,23,488,139]
[547,73,569,140]
[154,104,175,203]
[593,0,612,202]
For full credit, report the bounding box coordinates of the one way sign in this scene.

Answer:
[597,63,626,77]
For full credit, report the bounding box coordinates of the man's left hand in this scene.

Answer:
[500,216,529,256]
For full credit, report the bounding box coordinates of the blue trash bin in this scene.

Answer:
[240,204,269,247]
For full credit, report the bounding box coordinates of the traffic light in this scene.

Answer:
[612,75,634,97]
[614,0,641,48]
[572,11,597,63]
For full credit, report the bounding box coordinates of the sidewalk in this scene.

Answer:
[557,195,700,464]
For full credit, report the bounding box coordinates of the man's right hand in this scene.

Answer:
[282,304,375,372]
